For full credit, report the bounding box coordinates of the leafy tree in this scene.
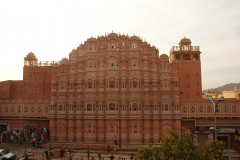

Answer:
[197,140,224,160]
[135,144,154,160]
[135,131,224,160]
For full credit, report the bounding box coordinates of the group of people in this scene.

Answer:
[114,136,121,148]
[0,130,25,144]
[0,127,50,146]
[60,144,74,159]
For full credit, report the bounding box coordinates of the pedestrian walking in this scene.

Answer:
[31,132,36,146]
[68,143,71,153]
[114,136,117,145]
[45,149,49,160]
[60,146,65,158]
[69,153,73,160]
[109,154,115,160]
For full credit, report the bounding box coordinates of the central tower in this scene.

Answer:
[169,37,202,100]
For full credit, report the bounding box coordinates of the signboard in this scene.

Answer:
[219,128,235,133]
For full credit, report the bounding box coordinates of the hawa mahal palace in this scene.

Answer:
[0,33,239,150]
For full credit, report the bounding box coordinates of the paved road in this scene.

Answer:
[1,142,133,160]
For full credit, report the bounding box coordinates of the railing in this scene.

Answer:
[24,61,60,67]
[170,46,199,52]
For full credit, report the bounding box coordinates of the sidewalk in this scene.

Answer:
[1,142,135,160]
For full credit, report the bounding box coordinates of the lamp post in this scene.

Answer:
[207,96,224,140]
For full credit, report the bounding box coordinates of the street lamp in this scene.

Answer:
[207,96,224,140]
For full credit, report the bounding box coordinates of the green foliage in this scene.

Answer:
[135,144,154,160]
[197,140,224,160]
[135,131,225,160]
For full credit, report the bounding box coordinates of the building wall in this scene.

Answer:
[49,33,181,143]
[0,33,239,146]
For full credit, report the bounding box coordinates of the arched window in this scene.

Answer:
[88,82,92,88]
[87,104,92,111]
[109,103,115,110]
[109,81,115,88]
[133,81,137,88]
[59,105,62,111]
[133,103,138,111]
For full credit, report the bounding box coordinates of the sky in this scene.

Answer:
[0,0,240,90]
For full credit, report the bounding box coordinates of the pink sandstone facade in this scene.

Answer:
[0,33,240,150]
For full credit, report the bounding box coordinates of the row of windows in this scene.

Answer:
[175,53,199,60]
[0,106,48,113]
[86,42,140,50]
[55,62,171,72]
[182,105,238,113]
[54,81,179,90]
[53,103,180,112]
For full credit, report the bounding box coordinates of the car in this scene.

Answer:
[0,149,17,160]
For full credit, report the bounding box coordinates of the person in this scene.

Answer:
[45,149,49,160]
[31,132,35,146]
[91,156,95,160]
[68,143,71,153]
[107,144,110,153]
[109,154,115,160]
[60,146,64,158]
[97,153,102,160]
[87,147,90,160]
[69,153,73,160]
[114,136,117,145]
[130,153,134,160]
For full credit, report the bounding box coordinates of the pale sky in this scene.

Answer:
[0,0,240,90]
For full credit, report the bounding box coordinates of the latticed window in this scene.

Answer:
[4,106,8,113]
[88,82,92,88]
[24,106,28,112]
[87,104,92,111]
[165,104,168,111]
[109,103,115,110]
[232,106,236,113]
[133,81,137,88]
[133,103,138,111]
[183,106,187,113]
[207,106,211,112]
[38,106,41,113]
[109,81,115,88]
[18,106,21,113]
[199,106,203,113]
[11,106,15,112]
[224,105,228,113]
[31,106,34,112]
[59,105,62,111]
[191,106,195,113]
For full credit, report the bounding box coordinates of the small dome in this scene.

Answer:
[160,54,168,59]
[108,32,118,37]
[24,52,38,61]
[130,36,140,40]
[60,58,69,65]
[179,37,191,45]
[87,37,97,42]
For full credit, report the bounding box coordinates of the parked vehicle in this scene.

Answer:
[0,149,17,160]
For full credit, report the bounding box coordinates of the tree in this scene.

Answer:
[135,131,224,160]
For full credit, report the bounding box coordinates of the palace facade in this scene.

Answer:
[0,33,239,150]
